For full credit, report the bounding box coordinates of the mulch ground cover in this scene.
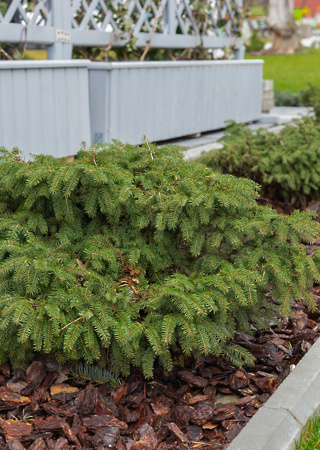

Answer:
[1,200,320,450]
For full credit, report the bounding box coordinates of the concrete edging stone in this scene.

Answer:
[227,336,320,450]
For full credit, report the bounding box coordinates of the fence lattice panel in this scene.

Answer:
[71,0,242,45]
[0,0,51,26]
[0,0,242,54]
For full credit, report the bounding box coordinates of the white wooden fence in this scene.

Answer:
[0,0,244,59]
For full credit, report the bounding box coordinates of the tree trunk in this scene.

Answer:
[267,0,300,54]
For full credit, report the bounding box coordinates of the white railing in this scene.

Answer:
[0,0,243,59]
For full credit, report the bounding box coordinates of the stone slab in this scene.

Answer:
[265,338,320,425]
[183,142,223,161]
[249,122,274,131]
[262,99,275,113]
[175,106,312,162]
[176,131,224,149]
[269,106,311,116]
[258,114,281,124]
[262,91,274,101]
[262,79,274,91]
[227,407,301,450]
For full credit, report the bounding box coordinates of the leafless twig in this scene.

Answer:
[140,1,163,61]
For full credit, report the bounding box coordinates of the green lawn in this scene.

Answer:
[248,6,266,16]
[246,49,320,93]
[296,413,320,449]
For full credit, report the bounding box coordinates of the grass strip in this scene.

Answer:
[246,49,320,93]
[296,413,320,449]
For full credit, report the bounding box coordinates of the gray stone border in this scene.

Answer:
[227,337,320,450]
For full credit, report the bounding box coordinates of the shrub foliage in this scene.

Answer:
[274,90,303,107]
[197,117,320,206]
[0,143,320,377]
[300,84,320,122]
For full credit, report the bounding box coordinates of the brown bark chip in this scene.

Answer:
[0,388,31,410]
[74,384,99,416]
[60,420,81,447]
[26,363,47,388]
[28,438,47,450]
[150,403,170,416]
[0,364,11,378]
[92,426,120,449]
[166,422,190,444]
[229,370,249,390]
[190,401,215,425]
[131,442,153,450]
[33,416,64,432]
[82,415,128,431]
[51,437,68,450]
[178,371,209,388]
[49,384,79,400]
[0,418,32,440]
[7,439,26,450]
[134,423,158,448]
[7,383,28,394]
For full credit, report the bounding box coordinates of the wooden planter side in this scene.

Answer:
[0,61,91,159]
[89,60,264,146]
[0,60,263,158]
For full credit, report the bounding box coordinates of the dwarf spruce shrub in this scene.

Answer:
[0,143,320,377]
[197,117,320,206]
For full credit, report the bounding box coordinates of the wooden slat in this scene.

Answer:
[26,68,44,155]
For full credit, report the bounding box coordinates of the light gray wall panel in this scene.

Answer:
[78,68,91,149]
[0,60,262,159]
[89,68,109,145]
[26,69,44,155]
[89,60,263,145]
[0,70,15,151]
[41,69,56,156]
[66,69,81,154]
[0,61,91,159]
[52,68,68,156]
[13,69,29,150]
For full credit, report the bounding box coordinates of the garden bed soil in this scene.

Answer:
[1,201,320,449]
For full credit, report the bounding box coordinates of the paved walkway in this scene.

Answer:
[163,106,312,161]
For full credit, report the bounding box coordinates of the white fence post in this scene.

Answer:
[166,0,177,35]
[47,0,72,60]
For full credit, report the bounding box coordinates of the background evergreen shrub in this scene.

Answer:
[245,31,266,53]
[274,84,320,117]
[0,143,320,377]
[300,84,320,122]
[274,90,303,107]
[197,117,320,206]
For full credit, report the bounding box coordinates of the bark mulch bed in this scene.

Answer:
[0,291,319,450]
[1,201,320,449]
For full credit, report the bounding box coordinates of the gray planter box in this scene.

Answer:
[0,60,91,159]
[89,60,263,145]
[0,59,263,159]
